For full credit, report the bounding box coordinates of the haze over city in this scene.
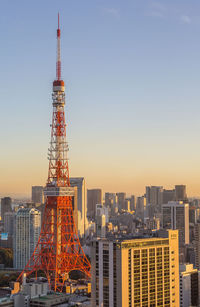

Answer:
[1,0,200,197]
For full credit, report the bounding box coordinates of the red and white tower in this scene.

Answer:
[18,14,91,292]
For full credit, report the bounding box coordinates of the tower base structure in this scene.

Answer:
[18,186,91,292]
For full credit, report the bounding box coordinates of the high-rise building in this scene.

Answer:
[1,197,12,223]
[175,185,187,202]
[191,198,200,208]
[189,206,196,242]
[71,186,78,237]
[189,206,197,224]
[162,201,189,245]
[116,193,126,211]
[179,263,198,307]
[124,199,130,211]
[145,186,163,213]
[96,215,106,238]
[91,230,180,307]
[4,211,15,235]
[130,195,135,211]
[136,196,146,220]
[32,186,44,203]
[194,222,200,270]
[145,186,163,205]
[105,193,116,207]
[145,186,151,204]
[163,189,175,204]
[14,208,41,269]
[96,204,109,223]
[87,189,102,220]
[70,177,87,237]
[96,205,106,239]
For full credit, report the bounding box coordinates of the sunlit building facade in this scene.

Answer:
[14,208,41,270]
[70,177,87,237]
[91,230,179,307]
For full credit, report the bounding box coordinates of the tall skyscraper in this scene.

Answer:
[130,195,136,211]
[87,189,102,220]
[1,197,12,223]
[70,177,87,237]
[163,189,175,204]
[175,185,187,202]
[145,186,163,205]
[14,208,41,270]
[124,199,130,211]
[145,186,163,213]
[96,205,106,238]
[91,230,179,307]
[105,193,116,207]
[116,192,126,211]
[4,211,15,235]
[179,263,198,307]
[32,186,44,203]
[71,186,78,237]
[162,201,189,245]
[136,196,146,220]
[189,206,197,224]
[194,222,200,270]
[96,204,109,223]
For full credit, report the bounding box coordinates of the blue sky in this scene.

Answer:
[1,0,200,197]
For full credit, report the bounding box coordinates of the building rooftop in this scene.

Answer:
[30,293,90,307]
[31,292,69,302]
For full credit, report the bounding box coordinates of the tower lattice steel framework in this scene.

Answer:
[18,15,91,292]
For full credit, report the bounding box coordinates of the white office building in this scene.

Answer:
[179,263,198,307]
[95,204,108,238]
[70,177,87,237]
[14,208,41,270]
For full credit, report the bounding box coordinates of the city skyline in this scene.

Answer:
[1,0,200,197]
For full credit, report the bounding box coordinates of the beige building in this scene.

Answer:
[91,230,179,307]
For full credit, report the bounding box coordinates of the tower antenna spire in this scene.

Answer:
[56,12,61,80]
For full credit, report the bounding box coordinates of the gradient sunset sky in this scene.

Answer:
[1,0,200,198]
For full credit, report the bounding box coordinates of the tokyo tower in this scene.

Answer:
[18,14,91,292]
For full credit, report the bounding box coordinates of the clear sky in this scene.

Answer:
[1,0,200,198]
